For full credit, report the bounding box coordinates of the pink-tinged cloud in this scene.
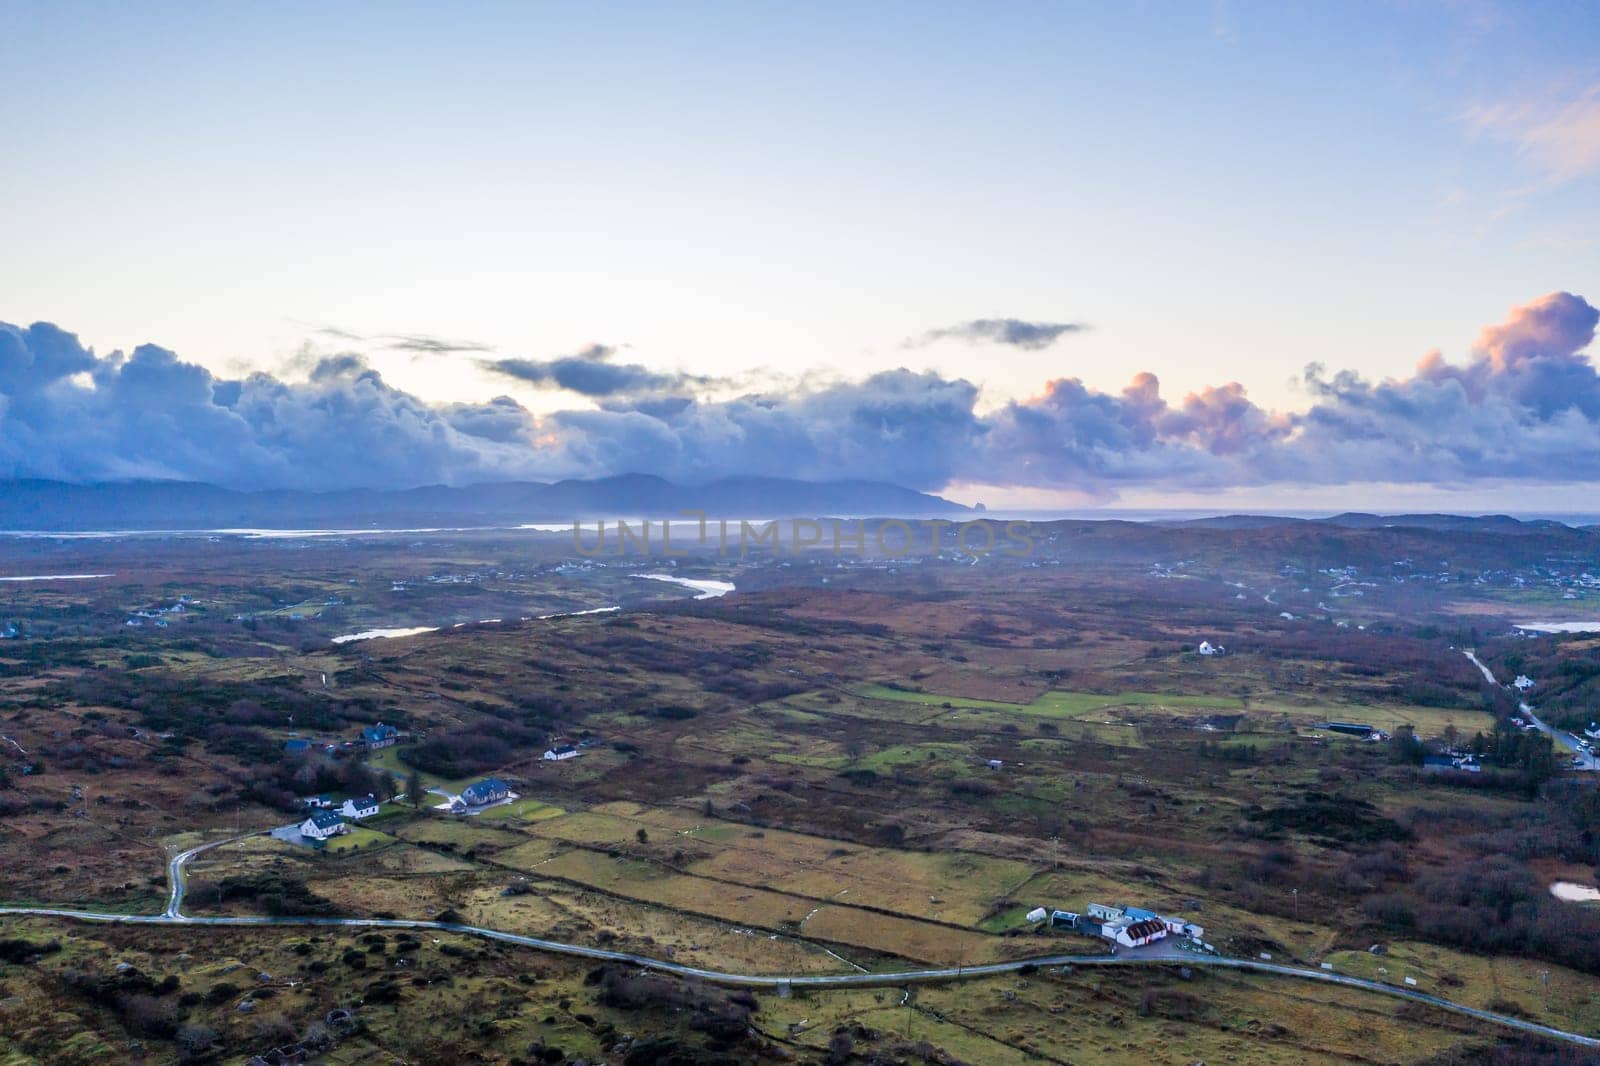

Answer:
[1467,81,1600,185]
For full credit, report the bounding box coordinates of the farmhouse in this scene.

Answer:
[300,810,346,841]
[1197,640,1225,656]
[340,794,381,819]
[461,777,510,806]
[543,745,579,761]
[1086,901,1204,944]
[361,723,399,748]
[1423,754,1482,773]
[1113,918,1168,948]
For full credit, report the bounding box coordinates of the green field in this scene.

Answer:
[855,683,1244,718]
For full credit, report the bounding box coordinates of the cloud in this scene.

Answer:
[1465,80,1600,185]
[904,318,1087,351]
[311,326,494,355]
[2,292,1598,494]
[383,333,495,355]
[483,344,720,398]
[0,326,556,490]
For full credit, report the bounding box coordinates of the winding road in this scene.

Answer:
[1,834,1596,1048]
[1463,649,1597,770]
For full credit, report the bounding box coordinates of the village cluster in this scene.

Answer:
[286,721,588,843]
[296,771,520,841]
[1022,901,1210,953]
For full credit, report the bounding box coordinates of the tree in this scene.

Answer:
[635,828,649,844]
[375,769,397,801]
[1387,725,1422,765]
[405,768,425,808]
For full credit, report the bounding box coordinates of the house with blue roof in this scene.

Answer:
[299,809,346,841]
[461,777,510,807]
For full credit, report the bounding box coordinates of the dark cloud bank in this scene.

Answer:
[1,293,1597,494]
[483,344,720,399]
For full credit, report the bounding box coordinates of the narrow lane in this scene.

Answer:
[1464,649,1597,769]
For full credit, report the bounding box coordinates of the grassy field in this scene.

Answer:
[855,683,1246,718]
[322,826,393,853]
[1322,940,1600,1032]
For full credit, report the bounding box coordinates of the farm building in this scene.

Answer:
[1050,910,1080,929]
[1025,907,1048,924]
[1112,918,1168,948]
[544,745,579,761]
[283,738,310,755]
[1089,902,1203,944]
[300,810,346,841]
[461,777,510,806]
[1324,721,1386,740]
[361,723,399,748]
[1197,641,1225,656]
[340,794,380,819]
[301,794,334,809]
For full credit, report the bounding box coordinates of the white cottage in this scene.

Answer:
[340,795,380,820]
[300,810,346,840]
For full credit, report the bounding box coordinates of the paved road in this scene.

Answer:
[0,835,1595,1049]
[1463,650,1597,770]
[163,835,247,918]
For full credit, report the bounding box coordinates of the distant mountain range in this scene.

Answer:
[0,476,970,530]
[1171,512,1587,534]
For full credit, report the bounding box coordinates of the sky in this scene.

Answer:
[2,2,1599,509]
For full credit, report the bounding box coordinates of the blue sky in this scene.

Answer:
[2,3,1599,506]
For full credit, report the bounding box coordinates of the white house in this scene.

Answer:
[340,794,380,820]
[543,745,579,761]
[300,810,346,840]
[1198,641,1225,656]
[1113,918,1169,948]
[1513,675,1535,691]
